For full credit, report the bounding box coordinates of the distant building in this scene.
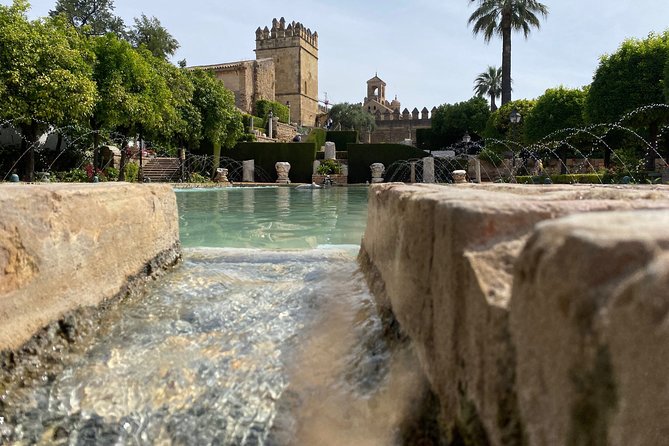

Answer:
[188,18,319,127]
[361,74,434,145]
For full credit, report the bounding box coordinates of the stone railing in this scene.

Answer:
[359,183,669,445]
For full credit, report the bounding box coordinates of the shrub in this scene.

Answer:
[347,143,428,183]
[56,168,88,182]
[305,128,327,149]
[189,172,209,183]
[124,162,139,182]
[255,100,290,124]
[515,173,605,184]
[317,159,342,175]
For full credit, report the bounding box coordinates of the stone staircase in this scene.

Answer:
[141,157,181,182]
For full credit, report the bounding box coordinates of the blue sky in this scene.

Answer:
[17,0,669,111]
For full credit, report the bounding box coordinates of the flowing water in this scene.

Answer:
[1,187,427,445]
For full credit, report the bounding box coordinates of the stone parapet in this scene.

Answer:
[0,183,181,352]
[359,183,669,445]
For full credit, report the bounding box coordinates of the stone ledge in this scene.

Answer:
[0,183,181,352]
[359,183,669,445]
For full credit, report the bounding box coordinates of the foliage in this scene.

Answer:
[129,14,179,59]
[468,0,548,105]
[255,99,290,124]
[328,103,376,132]
[188,172,209,183]
[189,70,243,149]
[478,147,506,167]
[55,167,88,182]
[347,143,428,183]
[586,31,669,124]
[474,66,502,111]
[515,173,605,184]
[123,161,139,182]
[432,96,490,146]
[524,86,587,143]
[0,1,97,180]
[305,128,326,149]
[49,0,125,36]
[229,142,317,183]
[316,159,342,175]
[484,99,536,143]
[326,130,358,149]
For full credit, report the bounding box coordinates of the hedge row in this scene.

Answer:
[227,142,317,183]
[347,143,428,183]
[326,131,358,150]
[515,174,605,184]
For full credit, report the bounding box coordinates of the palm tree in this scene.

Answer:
[474,66,503,111]
[468,0,548,105]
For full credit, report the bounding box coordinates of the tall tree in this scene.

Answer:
[129,14,179,59]
[473,66,503,111]
[586,31,669,169]
[468,0,548,105]
[49,0,125,36]
[0,0,97,180]
[188,70,243,172]
[432,96,491,145]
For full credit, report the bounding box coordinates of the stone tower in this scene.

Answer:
[255,18,319,126]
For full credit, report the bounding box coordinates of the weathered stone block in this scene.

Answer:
[0,183,180,351]
[359,183,669,445]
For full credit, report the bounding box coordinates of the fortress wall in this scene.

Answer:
[0,183,181,352]
[359,183,669,445]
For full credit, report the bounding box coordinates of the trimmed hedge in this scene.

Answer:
[347,143,428,183]
[326,130,358,150]
[305,128,327,150]
[228,142,317,183]
[515,173,605,184]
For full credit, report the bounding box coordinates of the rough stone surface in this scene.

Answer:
[0,183,180,351]
[359,183,669,446]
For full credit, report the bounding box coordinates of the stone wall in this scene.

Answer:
[0,183,180,352]
[359,183,669,445]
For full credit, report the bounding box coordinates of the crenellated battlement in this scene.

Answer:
[373,106,437,122]
[255,17,318,50]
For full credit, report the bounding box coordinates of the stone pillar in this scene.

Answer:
[452,169,467,184]
[470,157,481,183]
[423,157,435,183]
[324,141,336,160]
[370,163,385,183]
[313,160,321,175]
[275,162,291,184]
[242,160,254,182]
[410,162,416,183]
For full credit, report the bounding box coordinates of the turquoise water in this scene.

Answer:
[1,187,425,445]
[176,187,369,249]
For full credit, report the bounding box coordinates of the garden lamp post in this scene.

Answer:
[509,109,521,168]
[268,110,274,139]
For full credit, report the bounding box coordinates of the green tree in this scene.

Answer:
[586,31,669,168]
[328,103,376,132]
[129,14,179,59]
[432,96,491,146]
[474,65,503,111]
[468,0,548,105]
[189,70,243,172]
[524,86,587,143]
[49,0,125,36]
[0,1,97,180]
